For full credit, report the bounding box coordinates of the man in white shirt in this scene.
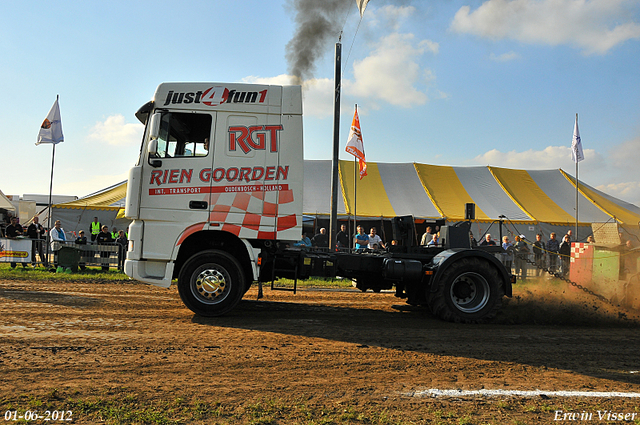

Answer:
[49,220,67,267]
[368,227,385,249]
[50,220,66,247]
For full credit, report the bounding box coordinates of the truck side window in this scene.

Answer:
[154,112,212,158]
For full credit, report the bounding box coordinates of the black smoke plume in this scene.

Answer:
[286,0,353,83]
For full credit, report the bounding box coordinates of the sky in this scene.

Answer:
[1,0,640,207]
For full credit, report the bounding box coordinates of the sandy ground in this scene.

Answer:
[1,278,640,424]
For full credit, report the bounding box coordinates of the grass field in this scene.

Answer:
[0,263,356,288]
[0,263,130,283]
[3,388,606,425]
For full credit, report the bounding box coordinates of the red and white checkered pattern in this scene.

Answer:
[207,190,297,240]
[570,242,592,263]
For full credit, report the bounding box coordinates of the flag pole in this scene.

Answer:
[46,139,56,268]
[575,113,579,239]
[44,95,60,267]
[36,94,64,268]
[353,156,357,241]
[353,104,358,246]
[48,143,56,231]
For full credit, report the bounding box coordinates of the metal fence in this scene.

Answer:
[3,239,126,271]
[54,240,124,270]
[499,251,566,280]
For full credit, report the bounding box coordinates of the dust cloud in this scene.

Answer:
[497,276,640,327]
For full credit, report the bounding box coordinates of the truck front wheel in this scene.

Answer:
[428,257,504,323]
[178,250,245,317]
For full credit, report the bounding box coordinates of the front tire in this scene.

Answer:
[428,257,504,323]
[178,250,246,317]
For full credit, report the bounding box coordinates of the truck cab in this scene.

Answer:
[125,82,303,315]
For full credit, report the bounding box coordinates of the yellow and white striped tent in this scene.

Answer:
[304,160,640,238]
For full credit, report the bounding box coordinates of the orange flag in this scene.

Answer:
[345,107,367,179]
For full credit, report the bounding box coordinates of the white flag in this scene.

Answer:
[36,98,64,145]
[355,0,369,18]
[571,114,584,163]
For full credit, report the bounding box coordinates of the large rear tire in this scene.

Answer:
[178,250,246,317]
[428,257,504,323]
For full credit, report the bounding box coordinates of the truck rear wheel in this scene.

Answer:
[428,257,504,323]
[178,250,245,317]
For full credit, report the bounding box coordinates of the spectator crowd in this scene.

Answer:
[1,214,128,272]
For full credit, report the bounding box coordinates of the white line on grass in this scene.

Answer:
[405,389,640,398]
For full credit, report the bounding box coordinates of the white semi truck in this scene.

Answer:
[124,82,512,322]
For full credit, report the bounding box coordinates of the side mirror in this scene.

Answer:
[147,138,162,168]
[148,138,158,156]
[147,113,162,167]
[148,112,162,139]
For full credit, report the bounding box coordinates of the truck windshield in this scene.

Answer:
[153,112,212,158]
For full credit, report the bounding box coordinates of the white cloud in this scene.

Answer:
[348,33,437,107]
[241,74,297,86]
[596,181,640,206]
[243,74,335,119]
[245,31,441,117]
[450,0,640,55]
[88,115,144,147]
[420,39,440,55]
[301,78,335,118]
[473,145,603,169]
[490,51,520,62]
[596,137,640,205]
[608,137,640,172]
[366,5,417,32]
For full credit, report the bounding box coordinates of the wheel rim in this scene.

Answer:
[449,271,490,313]
[192,266,231,305]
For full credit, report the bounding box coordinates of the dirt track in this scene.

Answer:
[1,278,640,424]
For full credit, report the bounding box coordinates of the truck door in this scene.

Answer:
[139,111,215,258]
[208,111,283,239]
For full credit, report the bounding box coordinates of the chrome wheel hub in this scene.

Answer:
[195,268,228,302]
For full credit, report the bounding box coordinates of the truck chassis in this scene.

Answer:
[176,241,512,323]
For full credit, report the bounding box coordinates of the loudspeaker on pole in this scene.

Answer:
[465,203,475,221]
